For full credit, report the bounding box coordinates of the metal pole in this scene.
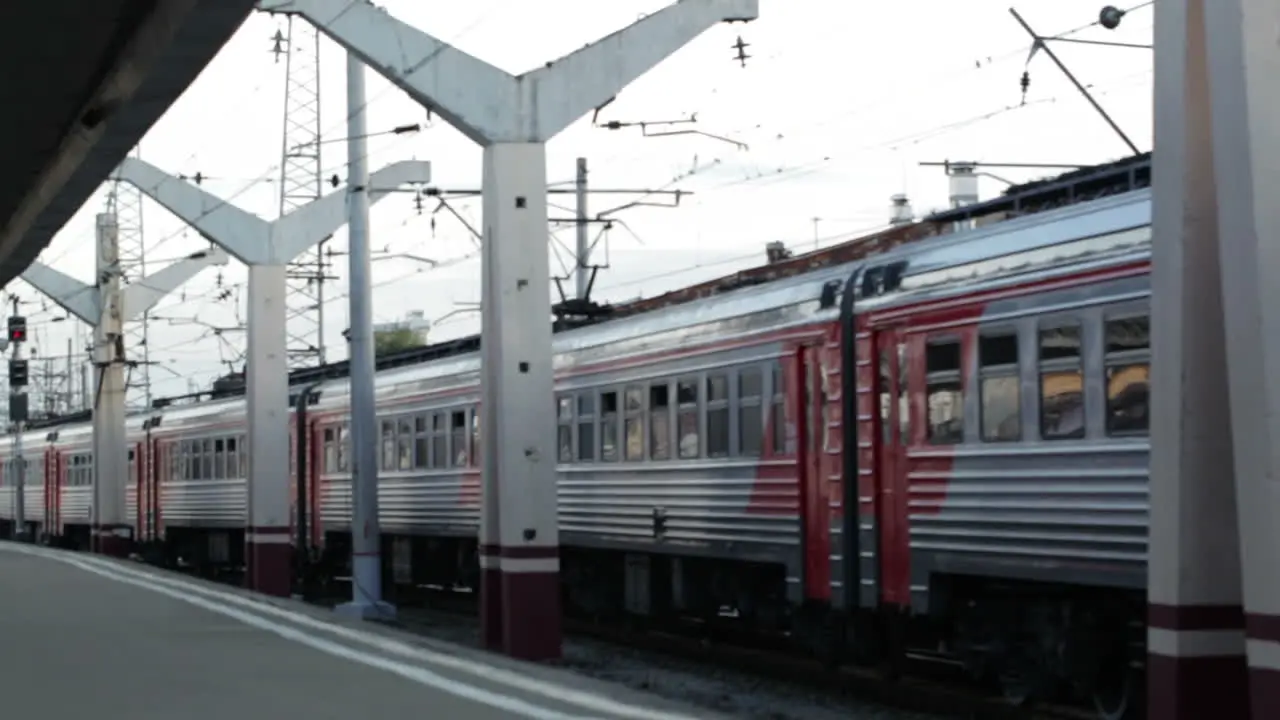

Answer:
[574,157,589,300]
[81,356,89,412]
[11,296,25,541]
[336,52,392,619]
[65,338,72,414]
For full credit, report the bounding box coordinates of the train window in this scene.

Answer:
[771,362,787,455]
[397,418,414,470]
[625,386,644,413]
[558,425,573,462]
[707,373,730,457]
[213,438,226,479]
[322,429,336,474]
[897,343,910,442]
[649,383,671,461]
[411,416,428,469]
[238,434,248,477]
[203,439,214,480]
[557,395,573,462]
[451,410,468,467]
[677,378,700,459]
[925,340,964,444]
[623,385,644,461]
[576,394,595,462]
[978,333,1021,442]
[380,420,396,471]
[600,391,619,462]
[471,410,482,467]
[430,413,446,469]
[336,427,349,473]
[1104,315,1150,436]
[1039,324,1085,440]
[189,440,198,480]
[225,437,237,477]
[739,368,763,457]
[1041,324,1083,361]
[879,348,892,446]
[707,375,729,403]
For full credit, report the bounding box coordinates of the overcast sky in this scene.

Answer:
[9,0,1154,407]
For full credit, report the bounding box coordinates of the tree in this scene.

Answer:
[374,327,425,356]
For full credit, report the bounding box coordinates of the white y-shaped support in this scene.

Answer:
[258,0,759,659]
[114,156,429,596]
[21,216,229,556]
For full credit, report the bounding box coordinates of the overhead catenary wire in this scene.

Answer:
[32,2,1154,399]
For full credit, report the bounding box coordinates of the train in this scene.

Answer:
[0,160,1152,719]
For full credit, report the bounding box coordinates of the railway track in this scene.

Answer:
[317,580,1098,720]
[159,564,1100,720]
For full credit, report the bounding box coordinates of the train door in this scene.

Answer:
[44,449,59,537]
[288,424,297,539]
[128,444,139,538]
[796,343,831,600]
[148,438,162,543]
[875,325,910,606]
[307,417,323,549]
[132,441,150,543]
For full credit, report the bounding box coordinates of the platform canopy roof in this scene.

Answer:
[0,0,259,288]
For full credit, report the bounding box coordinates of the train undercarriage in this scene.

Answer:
[117,524,1144,719]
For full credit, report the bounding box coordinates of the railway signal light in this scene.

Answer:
[8,392,26,423]
[7,315,26,344]
[8,358,28,388]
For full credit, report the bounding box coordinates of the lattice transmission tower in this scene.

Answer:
[106,147,152,411]
[272,16,329,369]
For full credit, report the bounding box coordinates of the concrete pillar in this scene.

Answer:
[21,222,230,558]
[114,157,429,596]
[244,263,292,594]
[261,0,760,660]
[91,213,130,557]
[478,142,560,656]
[1202,0,1280,714]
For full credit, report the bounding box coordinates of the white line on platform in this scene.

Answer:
[2,544,702,720]
[14,549,587,720]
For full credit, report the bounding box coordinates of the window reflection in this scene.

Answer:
[1041,371,1085,439]
[1106,365,1149,434]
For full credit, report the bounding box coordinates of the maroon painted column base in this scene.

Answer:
[1148,653,1250,719]
[480,566,505,652]
[479,545,562,661]
[1250,667,1280,718]
[245,529,293,597]
[92,526,132,558]
[500,569,562,661]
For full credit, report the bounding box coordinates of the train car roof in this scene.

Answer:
[854,188,1150,310]
[311,187,1154,410]
[22,184,1155,438]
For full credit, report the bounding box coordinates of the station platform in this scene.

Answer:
[0,542,726,720]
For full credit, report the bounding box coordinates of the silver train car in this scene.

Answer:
[0,183,1153,717]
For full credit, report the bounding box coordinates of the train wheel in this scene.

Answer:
[1090,665,1133,720]
[997,666,1033,707]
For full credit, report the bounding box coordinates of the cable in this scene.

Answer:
[564,10,1152,191]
